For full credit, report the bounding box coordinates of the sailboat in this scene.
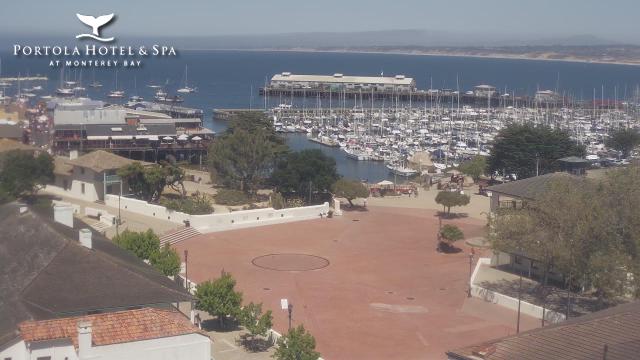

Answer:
[0,58,11,87]
[73,70,86,92]
[129,77,143,102]
[176,65,197,93]
[55,67,74,97]
[107,71,125,98]
[89,69,102,88]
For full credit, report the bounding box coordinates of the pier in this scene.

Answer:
[259,86,566,108]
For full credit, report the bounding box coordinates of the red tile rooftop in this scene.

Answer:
[19,308,206,348]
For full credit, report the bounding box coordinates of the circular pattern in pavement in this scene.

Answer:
[252,253,330,271]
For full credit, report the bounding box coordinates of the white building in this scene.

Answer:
[46,150,142,202]
[473,85,497,98]
[270,72,416,92]
[2,308,211,360]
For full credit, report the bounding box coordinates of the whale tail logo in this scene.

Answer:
[76,13,115,42]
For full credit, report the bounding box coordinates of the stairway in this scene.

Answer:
[160,227,201,247]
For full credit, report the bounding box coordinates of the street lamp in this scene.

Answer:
[468,250,474,298]
[287,303,293,331]
[184,250,189,291]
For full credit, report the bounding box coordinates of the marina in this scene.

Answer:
[2,51,640,181]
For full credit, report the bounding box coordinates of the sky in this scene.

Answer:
[0,0,638,42]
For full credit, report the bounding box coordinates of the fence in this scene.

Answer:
[104,194,330,234]
[470,258,566,324]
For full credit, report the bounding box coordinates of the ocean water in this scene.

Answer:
[2,50,640,180]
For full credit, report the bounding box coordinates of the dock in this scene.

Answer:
[0,76,48,81]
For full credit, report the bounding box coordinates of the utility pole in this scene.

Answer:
[468,250,474,297]
[287,303,293,331]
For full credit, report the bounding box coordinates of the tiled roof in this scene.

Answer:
[0,202,192,345]
[68,150,138,172]
[53,156,73,176]
[485,172,579,200]
[447,301,640,360]
[19,308,207,347]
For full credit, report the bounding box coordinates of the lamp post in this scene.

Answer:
[287,303,293,331]
[184,249,189,291]
[468,250,474,298]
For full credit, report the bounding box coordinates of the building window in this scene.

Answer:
[81,183,85,194]
[514,256,523,265]
[63,179,69,190]
[80,168,85,175]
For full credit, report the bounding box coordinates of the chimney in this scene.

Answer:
[77,320,92,359]
[79,228,92,249]
[53,204,74,228]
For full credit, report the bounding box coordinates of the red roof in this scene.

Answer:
[19,308,207,347]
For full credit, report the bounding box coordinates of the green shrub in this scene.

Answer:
[214,189,250,206]
[270,191,285,209]
[161,192,213,215]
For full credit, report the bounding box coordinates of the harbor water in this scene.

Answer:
[3,50,640,181]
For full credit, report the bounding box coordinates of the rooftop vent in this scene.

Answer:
[54,204,74,228]
[79,228,92,249]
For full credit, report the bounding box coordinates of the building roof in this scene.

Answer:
[0,138,37,153]
[0,124,23,139]
[558,156,590,164]
[19,308,206,348]
[53,156,74,176]
[271,73,415,86]
[0,202,192,346]
[446,301,640,360]
[54,108,127,125]
[68,150,138,172]
[485,173,578,200]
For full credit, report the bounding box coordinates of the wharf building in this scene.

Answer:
[49,98,213,163]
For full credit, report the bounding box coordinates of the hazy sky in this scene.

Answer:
[1,0,638,41]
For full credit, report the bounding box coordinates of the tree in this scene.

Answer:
[273,325,320,360]
[209,127,281,193]
[331,178,369,207]
[112,229,160,260]
[150,244,181,276]
[606,128,640,158]
[271,149,339,203]
[488,124,585,179]
[0,150,54,198]
[488,174,636,307]
[440,224,464,243]
[118,161,186,203]
[194,272,243,328]
[435,191,470,214]
[458,156,487,182]
[239,302,273,350]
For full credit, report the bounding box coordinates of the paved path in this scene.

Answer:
[175,206,538,360]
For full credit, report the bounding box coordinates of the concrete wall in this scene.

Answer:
[47,167,103,202]
[0,334,210,360]
[105,194,330,234]
[470,258,566,324]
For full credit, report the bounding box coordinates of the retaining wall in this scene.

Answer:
[104,195,330,234]
[471,258,566,324]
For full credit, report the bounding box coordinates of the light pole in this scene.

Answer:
[468,250,474,298]
[184,250,189,291]
[287,303,293,331]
